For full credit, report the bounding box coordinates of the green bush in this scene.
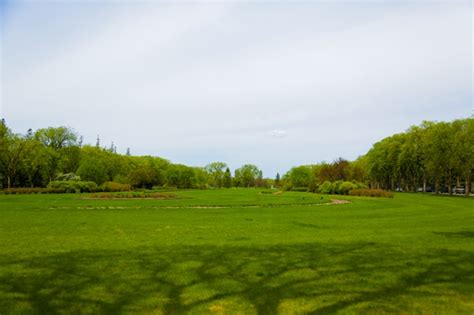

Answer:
[101,181,131,192]
[318,181,333,194]
[48,180,98,193]
[338,181,358,195]
[349,188,394,198]
[318,180,367,195]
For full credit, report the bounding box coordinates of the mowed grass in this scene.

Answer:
[0,189,473,314]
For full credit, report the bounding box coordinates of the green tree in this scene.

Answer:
[223,167,232,188]
[234,164,260,187]
[3,135,28,188]
[284,166,311,188]
[128,166,157,189]
[34,127,77,150]
[205,162,228,188]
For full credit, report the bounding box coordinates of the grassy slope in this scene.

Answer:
[0,189,473,314]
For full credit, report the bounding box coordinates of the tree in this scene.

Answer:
[20,139,51,187]
[4,135,28,188]
[223,167,232,188]
[34,127,77,150]
[205,162,227,188]
[128,166,157,189]
[234,164,260,187]
[76,147,110,185]
[275,173,280,187]
[255,170,264,187]
[452,119,474,195]
[284,166,311,188]
[165,164,196,189]
[0,119,11,187]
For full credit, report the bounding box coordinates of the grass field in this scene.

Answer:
[0,189,473,314]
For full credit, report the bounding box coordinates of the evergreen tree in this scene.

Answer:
[223,167,232,188]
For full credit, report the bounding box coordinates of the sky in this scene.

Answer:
[0,0,472,177]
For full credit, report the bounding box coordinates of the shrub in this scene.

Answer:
[55,173,81,181]
[332,180,344,194]
[101,182,131,192]
[349,188,394,198]
[318,180,367,195]
[318,181,333,194]
[48,180,98,193]
[338,181,358,195]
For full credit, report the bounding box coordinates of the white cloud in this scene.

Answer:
[267,130,287,138]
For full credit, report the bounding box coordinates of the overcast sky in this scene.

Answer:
[0,0,472,176]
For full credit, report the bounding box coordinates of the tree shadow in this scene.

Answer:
[433,230,474,238]
[0,243,473,314]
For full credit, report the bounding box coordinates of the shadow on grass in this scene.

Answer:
[0,243,473,314]
[433,230,474,238]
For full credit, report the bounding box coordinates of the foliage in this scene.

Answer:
[223,168,232,188]
[205,162,227,188]
[100,181,131,192]
[47,180,98,193]
[233,164,261,187]
[1,118,472,195]
[364,119,474,195]
[317,180,366,195]
[128,166,157,189]
[34,127,78,150]
[349,188,394,198]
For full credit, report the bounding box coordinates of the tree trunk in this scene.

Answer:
[7,176,11,189]
[435,178,439,194]
[465,178,470,196]
[423,177,427,193]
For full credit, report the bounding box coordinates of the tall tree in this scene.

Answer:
[223,167,232,188]
[34,127,77,150]
[234,164,260,187]
[205,162,228,188]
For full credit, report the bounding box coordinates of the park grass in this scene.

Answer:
[0,189,473,314]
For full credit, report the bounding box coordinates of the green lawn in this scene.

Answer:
[0,189,473,314]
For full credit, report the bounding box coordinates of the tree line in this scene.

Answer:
[0,119,268,190]
[1,118,473,194]
[282,118,473,195]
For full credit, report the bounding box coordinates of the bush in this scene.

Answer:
[55,173,81,181]
[349,188,394,198]
[48,180,98,193]
[338,181,358,195]
[101,181,131,192]
[318,181,333,194]
[318,180,367,195]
